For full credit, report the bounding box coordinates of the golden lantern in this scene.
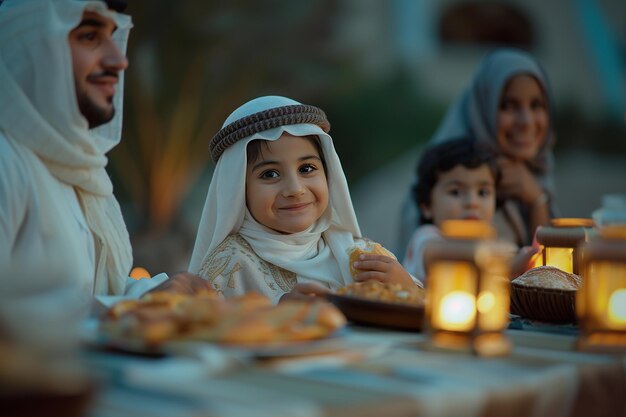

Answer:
[535,218,595,274]
[577,226,626,352]
[424,220,513,356]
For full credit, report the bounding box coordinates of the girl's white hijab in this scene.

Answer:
[189,96,361,288]
[0,0,133,295]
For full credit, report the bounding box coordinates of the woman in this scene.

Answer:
[399,48,557,254]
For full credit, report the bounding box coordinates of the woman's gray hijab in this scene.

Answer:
[431,48,556,179]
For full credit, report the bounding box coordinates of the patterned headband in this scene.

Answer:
[209,104,330,162]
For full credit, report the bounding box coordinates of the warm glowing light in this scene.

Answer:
[130,267,151,280]
[529,246,543,269]
[608,289,626,324]
[439,291,476,330]
[600,226,626,239]
[551,218,594,228]
[477,291,496,314]
[545,247,573,273]
[441,220,496,239]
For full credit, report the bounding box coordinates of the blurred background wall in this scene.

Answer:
[112,0,626,274]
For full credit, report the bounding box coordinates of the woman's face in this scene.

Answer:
[496,75,548,161]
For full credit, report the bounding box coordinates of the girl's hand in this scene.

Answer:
[280,282,331,302]
[149,272,215,295]
[352,254,418,290]
[497,157,543,205]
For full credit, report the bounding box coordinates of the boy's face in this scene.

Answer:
[496,74,548,162]
[245,134,329,234]
[69,10,128,128]
[421,164,496,228]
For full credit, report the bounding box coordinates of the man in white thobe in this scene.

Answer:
[0,0,210,304]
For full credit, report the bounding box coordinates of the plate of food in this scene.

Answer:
[510,266,581,323]
[175,330,350,359]
[97,290,348,357]
[326,281,425,331]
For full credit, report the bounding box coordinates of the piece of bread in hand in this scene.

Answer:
[348,239,396,277]
[512,266,582,291]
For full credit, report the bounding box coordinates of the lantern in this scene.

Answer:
[535,218,595,275]
[424,220,513,356]
[577,226,626,352]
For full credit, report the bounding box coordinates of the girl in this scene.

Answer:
[189,96,420,302]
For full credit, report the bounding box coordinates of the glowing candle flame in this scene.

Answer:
[439,291,476,331]
[608,289,626,325]
[477,291,496,314]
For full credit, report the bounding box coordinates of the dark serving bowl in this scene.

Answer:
[326,294,424,331]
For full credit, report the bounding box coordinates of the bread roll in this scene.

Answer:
[348,240,396,277]
[512,266,582,291]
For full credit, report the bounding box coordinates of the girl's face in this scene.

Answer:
[421,164,496,228]
[496,74,548,162]
[245,134,329,234]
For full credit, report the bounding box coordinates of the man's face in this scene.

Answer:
[68,11,128,129]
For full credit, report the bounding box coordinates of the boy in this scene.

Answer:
[403,138,499,283]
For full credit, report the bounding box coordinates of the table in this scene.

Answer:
[82,326,626,417]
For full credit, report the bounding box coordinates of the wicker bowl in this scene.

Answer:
[510,282,577,323]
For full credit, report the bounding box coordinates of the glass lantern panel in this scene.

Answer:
[429,261,477,332]
[585,261,626,331]
[545,247,574,273]
[478,272,510,332]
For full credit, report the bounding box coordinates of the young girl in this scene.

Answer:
[189,96,420,303]
[403,138,534,283]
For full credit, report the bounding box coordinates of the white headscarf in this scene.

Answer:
[0,0,133,295]
[189,96,361,288]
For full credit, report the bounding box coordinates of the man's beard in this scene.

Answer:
[77,92,115,129]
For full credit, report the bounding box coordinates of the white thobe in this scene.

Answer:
[0,134,166,298]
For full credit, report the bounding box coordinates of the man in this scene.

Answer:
[0,0,209,297]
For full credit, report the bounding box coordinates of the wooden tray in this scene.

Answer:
[326,294,424,331]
